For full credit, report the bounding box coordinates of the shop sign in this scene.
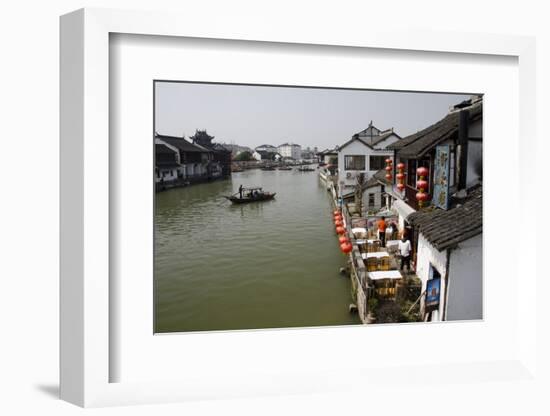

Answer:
[425,278,441,311]
[432,145,450,209]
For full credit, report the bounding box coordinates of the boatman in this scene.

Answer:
[239,184,243,199]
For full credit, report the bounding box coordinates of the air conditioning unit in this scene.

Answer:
[346,172,355,179]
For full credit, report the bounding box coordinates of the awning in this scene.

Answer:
[392,199,416,221]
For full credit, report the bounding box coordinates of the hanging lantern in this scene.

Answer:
[384,157,393,181]
[396,162,406,193]
[416,179,428,190]
[416,166,429,208]
[333,209,341,215]
[416,192,429,202]
[340,242,353,254]
[334,220,343,227]
[417,166,429,178]
[338,235,349,244]
[336,226,345,235]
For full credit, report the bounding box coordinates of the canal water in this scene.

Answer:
[155,168,361,333]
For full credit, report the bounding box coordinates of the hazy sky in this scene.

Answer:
[155,82,471,150]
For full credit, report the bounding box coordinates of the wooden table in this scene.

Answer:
[368,270,403,280]
[362,251,390,260]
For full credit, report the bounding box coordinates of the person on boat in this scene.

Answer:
[238,184,243,199]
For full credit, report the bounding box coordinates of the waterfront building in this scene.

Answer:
[407,186,482,321]
[252,150,283,162]
[384,96,483,322]
[255,144,278,153]
[277,142,301,160]
[155,133,213,181]
[190,130,232,178]
[155,144,180,183]
[336,122,401,194]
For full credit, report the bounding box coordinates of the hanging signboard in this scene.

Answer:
[425,278,441,312]
[432,144,450,209]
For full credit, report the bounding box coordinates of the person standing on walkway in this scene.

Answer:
[377,216,387,247]
[238,184,243,199]
[398,235,412,273]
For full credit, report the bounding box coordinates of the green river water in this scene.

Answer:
[154,167,361,332]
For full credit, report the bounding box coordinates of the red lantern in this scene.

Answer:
[333,209,341,215]
[416,192,429,202]
[416,166,429,178]
[338,235,349,244]
[385,173,392,180]
[396,173,404,180]
[334,220,343,227]
[385,158,392,164]
[397,163,405,170]
[340,242,353,254]
[336,226,345,235]
[416,179,428,190]
[385,166,392,172]
[396,183,405,191]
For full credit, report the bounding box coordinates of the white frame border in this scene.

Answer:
[60,8,538,407]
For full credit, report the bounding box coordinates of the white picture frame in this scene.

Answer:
[60,8,539,408]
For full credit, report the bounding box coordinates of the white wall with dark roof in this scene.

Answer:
[445,233,483,321]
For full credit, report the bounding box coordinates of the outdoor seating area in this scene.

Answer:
[351,217,412,301]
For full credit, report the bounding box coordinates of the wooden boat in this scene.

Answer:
[277,166,292,170]
[297,166,315,172]
[260,166,276,171]
[225,187,276,204]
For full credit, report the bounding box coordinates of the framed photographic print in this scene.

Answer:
[60,7,539,408]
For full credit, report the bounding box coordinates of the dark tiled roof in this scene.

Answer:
[364,169,392,188]
[339,136,373,151]
[370,130,400,146]
[155,144,176,154]
[156,135,210,153]
[407,186,482,251]
[387,101,482,158]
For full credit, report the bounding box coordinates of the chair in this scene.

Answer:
[366,257,378,272]
[379,257,390,271]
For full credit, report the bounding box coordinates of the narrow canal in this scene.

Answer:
[155,168,361,332]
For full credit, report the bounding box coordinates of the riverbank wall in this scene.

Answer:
[155,174,228,193]
[327,180,372,324]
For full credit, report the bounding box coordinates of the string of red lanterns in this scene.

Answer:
[332,209,352,253]
[396,162,405,192]
[416,166,429,208]
[385,158,393,181]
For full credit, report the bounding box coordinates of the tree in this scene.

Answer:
[234,151,253,161]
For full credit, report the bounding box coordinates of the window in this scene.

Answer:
[344,155,365,170]
[369,155,387,171]
[368,193,375,207]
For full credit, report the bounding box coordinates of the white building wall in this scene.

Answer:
[416,233,448,322]
[363,185,384,212]
[337,139,393,190]
[277,144,301,159]
[445,234,483,321]
[372,133,401,150]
